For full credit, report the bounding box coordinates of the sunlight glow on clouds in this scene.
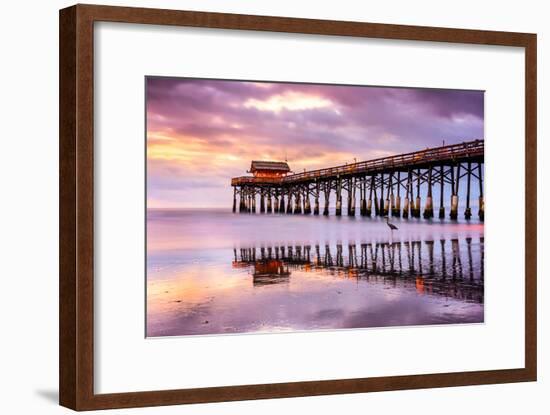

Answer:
[146,78,484,208]
[243,91,334,113]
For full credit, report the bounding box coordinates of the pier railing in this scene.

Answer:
[231,140,483,186]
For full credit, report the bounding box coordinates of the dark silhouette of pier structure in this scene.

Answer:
[231,140,484,220]
[232,238,484,303]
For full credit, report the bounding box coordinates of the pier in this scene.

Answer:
[231,140,484,220]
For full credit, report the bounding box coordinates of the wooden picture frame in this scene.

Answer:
[59,4,537,410]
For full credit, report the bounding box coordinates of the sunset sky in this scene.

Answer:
[146,78,484,208]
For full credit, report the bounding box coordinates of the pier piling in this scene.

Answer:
[423,167,433,219]
[439,165,445,219]
[464,162,472,219]
[336,177,342,216]
[450,164,460,220]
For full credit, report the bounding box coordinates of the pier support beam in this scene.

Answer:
[403,197,409,219]
[423,167,434,219]
[464,162,472,219]
[403,170,411,219]
[392,172,400,217]
[450,164,460,220]
[349,178,356,216]
[373,175,379,216]
[260,191,265,213]
[366,175,374,216]
[347,178,352,216]
[415,169,421,218]
[323,183,331,216]
[279,194,285,213]
[385,173,391,217]
[294,191,302,214]
[360,177,367,216]
[266,192,272,214]
[239,188,245,213]
[314,182,320,215]
[251,192,256,213]
[478,163,484,220]
[439,165,445,219]
[286,192,293,214]
[274,194,279,213]
[336,177,342,216]
[395,195,401,217]
[379,173,385,216]
[232,188,237,213]
[304,191,311,214]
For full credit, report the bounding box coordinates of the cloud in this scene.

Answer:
[146,77,484,208]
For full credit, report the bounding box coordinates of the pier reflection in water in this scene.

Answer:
[147,229,484,337]
[233,238,483,304]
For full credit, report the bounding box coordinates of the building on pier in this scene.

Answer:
[249,160,290,178]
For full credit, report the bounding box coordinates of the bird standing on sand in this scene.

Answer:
[385,216,398,232]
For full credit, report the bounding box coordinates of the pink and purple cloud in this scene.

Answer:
[146,77,483,208]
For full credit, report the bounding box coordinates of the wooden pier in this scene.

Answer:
[231,140,484,220]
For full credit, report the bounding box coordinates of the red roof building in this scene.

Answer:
[249,161,291,178]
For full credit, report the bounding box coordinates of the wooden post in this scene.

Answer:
[251,189,256,213]
[336,177,342,216]
[274,191,279,213]
[373,174,379,216]
[415,169,421,218]
[239,187,245,213]
[464,162,472,219]
[349,178,356,216]
[393,171,401,217]
[232,187,237,213]
[314,181,320,215]
[347,178,352,216]
[478,162,484,220]
[279,192,285,214]
[260,189,265,213]
[423,166,433,218]
[304,187,311,214]
[294,189,302,214]
[366,175,373,216]
[403,170,410,219]
[439,165,445,219]
[379,173,385,216]
[266,189,272,214]
[450,164,459,220]
[286,189,293,214]
[385,173,391,217]
[323,181,331,216]
[360,177,367,216]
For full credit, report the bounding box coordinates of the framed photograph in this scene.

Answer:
[59,4,537,410]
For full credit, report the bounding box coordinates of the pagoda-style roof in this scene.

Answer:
[250,160,290,173]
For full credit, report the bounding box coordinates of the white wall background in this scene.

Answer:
[0,0,547,414]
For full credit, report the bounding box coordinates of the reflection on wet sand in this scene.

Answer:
[233,238,484,304]
[147,235,484,337]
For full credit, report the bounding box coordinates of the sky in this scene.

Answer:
[146,77,484,208]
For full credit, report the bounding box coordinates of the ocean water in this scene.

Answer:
[146,209,484,337]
